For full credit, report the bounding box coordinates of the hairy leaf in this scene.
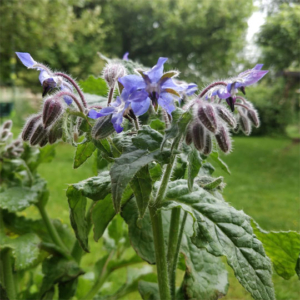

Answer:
[79,75,108,97]
[73,140,96,169]
[252,221,300,280]
[187,147,202,191]
[138,281,160,300]
[209,151,230,175]
[161,180,275,300]
[130,165,152,219]
[132,126,163,151]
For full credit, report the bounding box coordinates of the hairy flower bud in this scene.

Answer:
[0,129,10,141]
[2,120,12,131]
[203,133,213,156]
[48,125,63,144]
[103,63,126,88]
[192,122,206,151]
[238,108,252,136]
[197,103,218,133]
[42,97,63,128]
[22,114,42,141]
[215,105,237,128]
[247,108,260,128]
[12,139,22,148]
[185,127,193,145]
[39,135,49,147]
[30,122,47,146]
[215,124,232,154]
[92,115,115,140]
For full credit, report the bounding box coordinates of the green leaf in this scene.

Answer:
[132,126,163,151]
[150,119,165,132]
[130,165,152,219]
[138,281,160,300]
[79,75,108,96]
[296,254,300,280]
[58,278,78,300]
[187,148,202,191]
[161,179,275,300]
[92,195,115,242]
[0,232,40,270]
[179,215,228,300]
[108,214,126,244]
[252,221,300,280]
[0,186,39,212]
[121,199,155,264]
[73,140,96,169]
[209,151,231,175]
[66,186,89,252]
[197,176,224,191]
[40,256,83,299]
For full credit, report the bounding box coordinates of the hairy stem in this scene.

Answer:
[1,249,16,300]
[167,207,181,296]
[149,207,171,300]
[54,72,87,108]
[55,91,84,114]
[170,211,188,298]
[107,86,115,106]
[199,81,227,98]
[37,203,72,260]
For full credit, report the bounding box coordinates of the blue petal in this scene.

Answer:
[98,107,116,116]
[158,92,176,114]
[15,52,37,68]
[39,70,56,86]
[186,83,198,96]
[253,64,263,70]
[235,70,269,88]
[217,87,231,99]
[161,78,184,91]
[123,52,129,60]
[128,89,148,103]
[145,57,168,82]
[60,84,73,105]
[118,75,146,91]
[88,109,101,119]
[131,97,151,116]
[111,113,123,133]
[111,96,122,108]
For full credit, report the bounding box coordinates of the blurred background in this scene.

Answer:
[0,0,299,299]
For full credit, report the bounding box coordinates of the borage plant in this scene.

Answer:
[3,52,299,300]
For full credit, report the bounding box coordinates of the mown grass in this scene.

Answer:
[14,130,299,299]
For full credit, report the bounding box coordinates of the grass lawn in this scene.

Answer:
[20,136,300,299]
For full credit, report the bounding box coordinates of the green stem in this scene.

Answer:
[37,204,72,259]
[167,207,181,295]
[1,248,16,300]
[149,207,171,300]
[81,250,115,300]
[170,211,188,298]
[71,202,94,263]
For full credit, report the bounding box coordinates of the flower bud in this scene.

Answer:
[197,103,218,133]
[92,115,115,140]
[48,126,63,144]
[22,114,42,141]
[42,97,63,128]
[39,135,49,147]
[215,105,236,128]
[12,139,22,148]
[238,108,252,136]
[103,63,126,88]
[247,108,260,128]
[203,133,213,156]
[192,122,206,151]
[0,129,10,141]
[2,120,12,131]
[30,122,47,146]
[185,127,193,145]
[215,124,232,154]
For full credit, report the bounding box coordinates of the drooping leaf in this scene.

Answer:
[40,256,83,299]
[187,147,202,191]
[197,176,224,191]
[0,186,39,212]
[73,140,96,169]
[78,75,108,96]
[0,232,40,270]
[161,179,275,300]
[209,151,230,175]
[66,186,89,252]
[138,281,160,300]
[252,221,300,280]
[130,165,152,219]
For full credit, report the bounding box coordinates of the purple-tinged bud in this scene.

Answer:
[185,127,193,145]
[215,124,232,154]
[0,129,10,141]
[22,114,42,141]
[12,139,22,148]
[247,108,260,128]
[39,135,49,147]
[92,115,115,140]
[30,122,47,146]
[192,122,206,151]
[103,63,126,88]
[238,108,252,136]
[203,133,213,156]
[215,105,237,128]
[48,125,63,144]
[197,103,218,133]
[2,120,12,131]
[42,97,63,128]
